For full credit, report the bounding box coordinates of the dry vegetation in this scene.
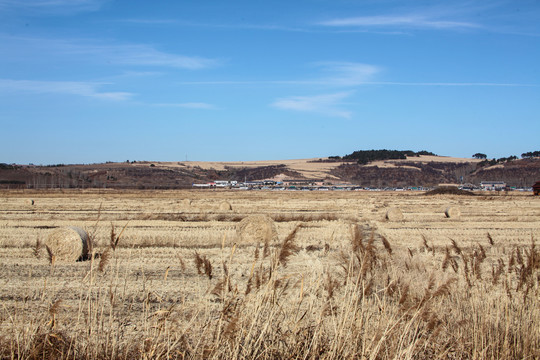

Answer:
[0,189,539,359]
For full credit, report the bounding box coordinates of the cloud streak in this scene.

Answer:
[1,35,220,70]
[271,92,353,119]
[113,45,218,69]
[362,81,538,87]
[314,62,381,86]
[153,102,215,109]
[114,18,178,25]
[178,61,381,87]
[319,14,479,29]
[0,79,133,100]
[179,80,535,88]
[0,0,106,14]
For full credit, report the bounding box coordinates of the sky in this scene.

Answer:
[0,0,539,164]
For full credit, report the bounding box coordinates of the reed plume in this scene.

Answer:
[277,224,301,267]
[203,257,213,279]
[381,236,393,255]
[194,252,204,275]
[487,232,494,246]
[350,224,363,253]
[450,238,462,255]
[45,245,55,266]
[33,236,42,259]
[98,247,111,272]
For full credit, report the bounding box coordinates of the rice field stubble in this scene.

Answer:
[0,189,539,359]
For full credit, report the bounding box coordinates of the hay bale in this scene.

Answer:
[219,201,232,211]
[385,207,403,221]
[444,207,461,218]
[45,226,91,262]
[237,215,278,244]
[182,199,192,207]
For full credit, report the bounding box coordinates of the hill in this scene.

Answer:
[1,154,539,189]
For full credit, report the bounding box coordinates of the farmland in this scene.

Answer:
[0,189,539,359]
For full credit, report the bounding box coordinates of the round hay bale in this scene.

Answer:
[237,215,278,244]
[219,201,232,211]
[444,207,461,218]
[45,226,91,262]
[385,207,404,221]
[182,199,192,207]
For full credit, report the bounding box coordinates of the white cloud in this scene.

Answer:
[0,79,133,100]
[271,92,353,118]
[319,14,479,30]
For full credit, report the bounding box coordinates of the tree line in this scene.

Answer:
[332,149,437,165]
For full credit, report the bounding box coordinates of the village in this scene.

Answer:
[192,179,536,192]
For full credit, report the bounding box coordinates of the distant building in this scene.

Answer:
[282,179,324,187]
[480,181,506,191]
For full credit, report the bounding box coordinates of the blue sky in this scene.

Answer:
[1,0,539,164]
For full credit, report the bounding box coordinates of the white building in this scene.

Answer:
[480,181,506,190]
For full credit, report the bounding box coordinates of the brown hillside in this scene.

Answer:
[1,157,538,189]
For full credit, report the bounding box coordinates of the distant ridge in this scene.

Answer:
[1,154,539,189]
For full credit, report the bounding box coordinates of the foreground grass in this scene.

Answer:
[1,224,538,360]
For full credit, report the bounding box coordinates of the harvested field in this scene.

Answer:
[0,189,539,359]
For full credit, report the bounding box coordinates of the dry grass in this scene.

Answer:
[0,189,539,359]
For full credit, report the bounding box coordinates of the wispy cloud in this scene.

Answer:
[0,0,106,14]
[314,62,381,86]
[271,92,353,118]
[113,45,218,69]
[1,35,220,70]
[0,79,133,100]
[178,61,380,87]
[362,81,537,87]
[115,18,177,25]
[116,71,164,78]
[316,1,540,36]
[319,14,479,30]
[179,79,535,88]
[119,19,313,33]
[153,102,215,109]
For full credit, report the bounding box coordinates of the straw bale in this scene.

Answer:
[445,207,461,218]
[182,199,192,207]
[385,207,404,221]
[219,201,232,211]
[237,215,278,244]
[45,226,91,262]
